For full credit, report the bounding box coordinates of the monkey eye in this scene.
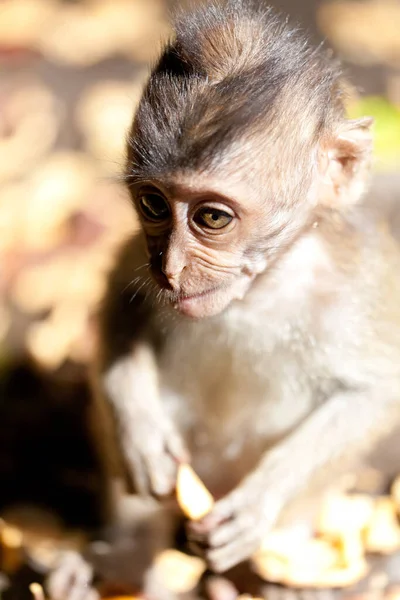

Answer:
[138,193,170,222]
[194,207,233,230]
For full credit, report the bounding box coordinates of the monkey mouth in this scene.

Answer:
[173,286,222,316]
[178,287,219,302]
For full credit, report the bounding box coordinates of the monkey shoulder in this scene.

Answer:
[318,204,400,299]
[312,207,400,379]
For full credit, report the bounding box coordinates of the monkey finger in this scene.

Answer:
[84,590,100,600]
[204,575,239,600]
[201,493,241,527]
[207,512,256,548]
[164,429,190,464]
[67,582,99,600]
[46,553,79,599]
[47,552,94,600]
[63,559,94,600]
[187,516,221,537]
[128,451,151,495]
[206,534,259,573]
[146,451,177,496]
[187,527,226,551]
[187,538,208,559]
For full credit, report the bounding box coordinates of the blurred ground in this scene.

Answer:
[0,0,400,552]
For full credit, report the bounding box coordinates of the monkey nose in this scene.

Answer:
[151,268,173,290]
[163,271,181,291]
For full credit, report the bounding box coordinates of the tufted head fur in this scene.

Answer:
[126,0,346,182]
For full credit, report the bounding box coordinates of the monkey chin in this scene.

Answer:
[173,275,255,319]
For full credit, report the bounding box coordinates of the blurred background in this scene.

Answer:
[0,0,400,580]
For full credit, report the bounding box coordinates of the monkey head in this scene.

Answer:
[125,1,373,319]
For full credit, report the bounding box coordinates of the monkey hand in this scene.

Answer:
[46,545,178,600]
[122,409,189,496]
[46,550,99,600]
[187,469,283,573]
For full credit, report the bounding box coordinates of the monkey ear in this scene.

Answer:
[319,117,374,206]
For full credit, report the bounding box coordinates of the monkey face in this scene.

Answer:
[131,171,311,319]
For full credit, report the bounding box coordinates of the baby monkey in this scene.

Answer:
[48,0,400,597]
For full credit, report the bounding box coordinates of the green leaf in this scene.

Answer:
[347,96,400,169]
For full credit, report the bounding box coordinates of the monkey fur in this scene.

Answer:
[47,1,400,598]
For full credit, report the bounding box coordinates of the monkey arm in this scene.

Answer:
[49,345,186,600]
[99,345,189,497]
[46,495,180,600]
[189,381,400,573]
[255,381,400,501]
[92,236,189,498]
